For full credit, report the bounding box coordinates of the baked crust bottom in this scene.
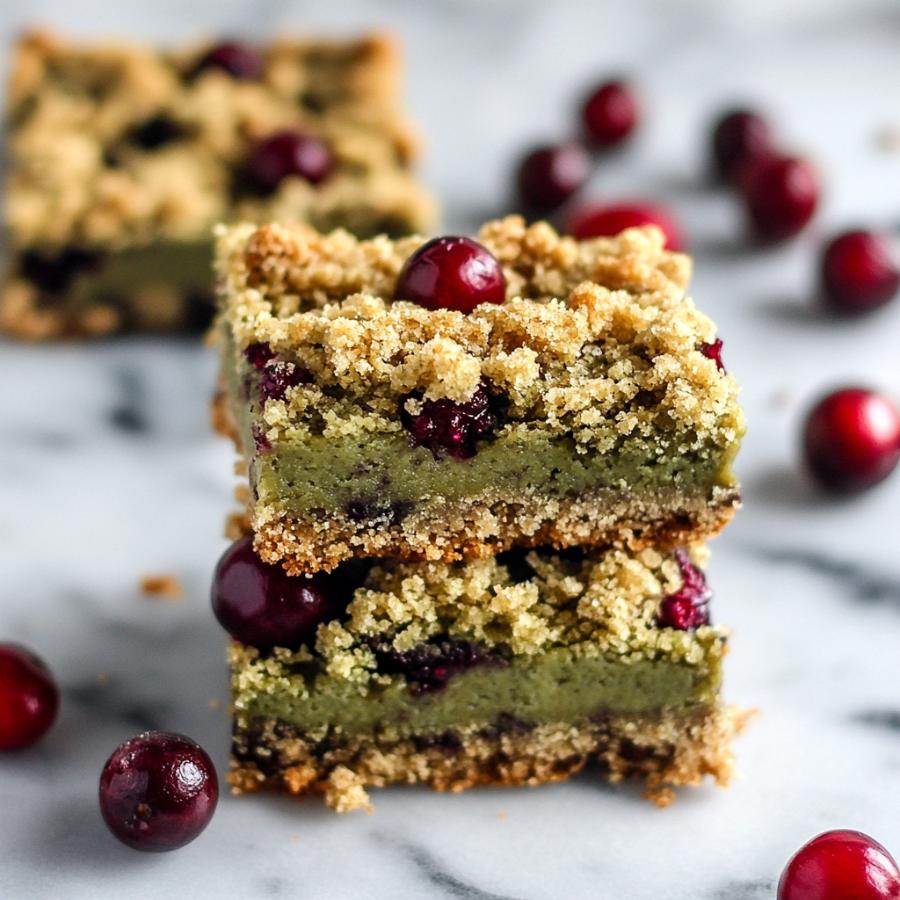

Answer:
[229,706,748,812]
[249,487,741,576]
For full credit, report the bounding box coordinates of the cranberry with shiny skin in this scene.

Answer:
[740,154,819,243]
[581,80,639,148]
[516,144,591,216]
[394,236,505,313]
[821,230,899,315]
[195,42,264,80]
[567,202,684,251]
[658,550,711,630]
[212,535,343,649]
[778,830,900,900]
[245,130,332,194]
[803,388,900,493]
[710,109,773,183]
[0,644,59,751]
[99,731,218,852]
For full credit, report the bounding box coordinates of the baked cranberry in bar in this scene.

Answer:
[216,538,744,811]
[1,30,435,337]
[213,216,744,575]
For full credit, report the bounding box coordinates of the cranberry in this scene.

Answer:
[244,342,275,370]
[803,388,900,494]
[700,338,726,372]
[658,550,711,630]
[710,109,773,183]
[778,830,900,900]
[212,535,345,649]
[581,80,639,148]
[394,237,505,313]
[245,131,332,194]
[400,383,496,460]
[740,154,819,243]
[0,644,59,751]
[516,144,591,216]
[566,202,684,251]
[195,42,264,80]
[821,230,899,315]
[99,731,218,852]
[258,360,312,401]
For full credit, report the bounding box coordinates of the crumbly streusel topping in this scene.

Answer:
[7,30,435,249]
[218,216,742,452]
[230,544,726,693]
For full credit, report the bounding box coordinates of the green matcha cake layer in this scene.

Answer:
[1,30,435,338]
[214,216,743,573]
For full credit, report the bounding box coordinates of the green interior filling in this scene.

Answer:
[236,644,722,739]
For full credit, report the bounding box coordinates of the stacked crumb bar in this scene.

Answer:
[2,30,434,337]
[212,216,747,811]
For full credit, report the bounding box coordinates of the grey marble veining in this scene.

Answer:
[1,1,899,898]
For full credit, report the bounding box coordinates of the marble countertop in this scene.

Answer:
[1,1,899,897]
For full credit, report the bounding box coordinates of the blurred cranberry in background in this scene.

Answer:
[820,230,899,315]
[710,108,773,183]
[740,154,819,243]
[581,80,639,148]
[516,143,591,217]
[567,202,684,251]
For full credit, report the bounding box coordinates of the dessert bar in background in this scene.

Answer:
[1,30,435,338]
[213,217,743,575]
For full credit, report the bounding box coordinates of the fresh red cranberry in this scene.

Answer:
[394,237,505,314]
[581,80,639,148]
[710,109,773,183]
[566,202,684,251]
[740,154,819,243]
[0,644,59,751]
[400,383,496,460]
[245,130,332,194]
[700,338,726,372]
[516,144,591,216]
[803,388,900,493]
[778,830,900,900]
[195,42,264,80]
[258,360,312,401]
[99,731,218,852]
[244,342,275,370]
[212,536,345,649]
[658,550,711,630]
[821,230,899,315]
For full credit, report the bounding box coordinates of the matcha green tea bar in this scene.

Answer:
[1,30,434,337]
[213,216,744,575]
[222,542,744,811]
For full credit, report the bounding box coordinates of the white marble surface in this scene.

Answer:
[1,2,900,898]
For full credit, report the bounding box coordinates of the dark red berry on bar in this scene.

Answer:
[699,339,726,372]
[516,144,590,216]
[821,230,899,315]
[400,383,496,460]
[212,536,344,649]
[658,550,711,631]
[0,644,59,751]
[395,237,505,313]
[740,154,819,243]
[245,130,332,194]
[99,731,218,852]
[567,202,684,250]
[258,360,312,401]
[803,388,900,493]
[244,342,275,370]
[778,829,900,900]
[710,109,773,183]
[581,80,639,148]
[195,42,264,80]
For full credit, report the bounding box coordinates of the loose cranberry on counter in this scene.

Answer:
[803,388,900,494]
[566,202,684,251]
[0,644,59,751]
[581,80,639,148]
[740,154,819,243]
[195,42,264,80]
[394,236,506,313]
[710,109,773,183]
[212,536,345,649]
[99,731,218,852]
[245,130,332,194]
[400,383,496,460]
[821,230,899,315]
[657,550,712,631]
[778,830,900,900]
[516,144,591,217]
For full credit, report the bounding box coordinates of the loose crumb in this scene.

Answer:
[139,574,185,600]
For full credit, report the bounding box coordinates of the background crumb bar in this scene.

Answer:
[2,30,436,338]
